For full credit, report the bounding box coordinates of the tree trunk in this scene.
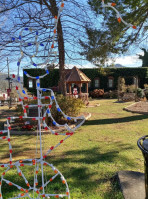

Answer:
[57,18,67,96]
[43,0,67,95]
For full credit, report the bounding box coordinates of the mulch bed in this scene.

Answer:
[124,101,148,115]
[4,112,91,135]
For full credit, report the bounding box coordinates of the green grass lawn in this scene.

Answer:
[0,99,148,198]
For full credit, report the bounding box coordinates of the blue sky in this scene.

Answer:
[0,0,146,76]
[65,53,143,69]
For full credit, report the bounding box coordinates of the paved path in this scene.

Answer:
[118,171,145,199]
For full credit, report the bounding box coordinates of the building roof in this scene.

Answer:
[66,66,91,83]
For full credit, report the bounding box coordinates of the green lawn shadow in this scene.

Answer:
[0,143,134,198]
[85,114,148,126]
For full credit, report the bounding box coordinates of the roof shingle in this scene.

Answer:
[66,66,91,83]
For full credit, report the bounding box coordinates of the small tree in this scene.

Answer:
[138,48,148,67]
[119,77,126,92]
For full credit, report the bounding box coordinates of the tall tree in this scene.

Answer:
[0,0,91,95]
[80,0,148,66]
[138,48,148,67]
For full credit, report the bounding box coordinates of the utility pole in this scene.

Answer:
[6,57,12,108]
[7,58,10,90]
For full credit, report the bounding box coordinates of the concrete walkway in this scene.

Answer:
[118,171,145,199]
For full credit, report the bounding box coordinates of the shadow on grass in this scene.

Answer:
[48,143,135,198]
[0,143,134,198]
[85,114,148,126]
[52,143,135,168]
[0,107,17,117]
[103,174,124,199]
[0,135,39,164]
[0,107,18,130]
[52,144,134,197]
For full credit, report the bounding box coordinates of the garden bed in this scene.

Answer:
[124,101,148,114]
[4,112,91,135]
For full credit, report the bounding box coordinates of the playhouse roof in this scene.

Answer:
[66,66,91,83]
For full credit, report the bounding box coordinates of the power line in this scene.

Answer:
[0,64,7,73]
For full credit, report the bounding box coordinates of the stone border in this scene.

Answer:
[86,104,100,108]
[84,113,91,120]
[117,170,145,199]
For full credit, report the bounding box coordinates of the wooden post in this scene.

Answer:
[86,82,88,100]
[118,77,120,102]
[79,83,82,98]
[69,84,72,97]
[135,76,138,102]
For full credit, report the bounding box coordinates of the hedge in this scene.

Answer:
[23,67,148,93]
[23,68,59,94]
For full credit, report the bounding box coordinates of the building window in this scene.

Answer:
[94,78,100,88]
[29,79,33,88]
[72,83,75,88]
[108,77,114,88]
[133,77,138,86]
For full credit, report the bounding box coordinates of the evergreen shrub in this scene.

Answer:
[16,94,84,126]
[45,94,84,124]
[144,89,148,100]
[136,88,144,98]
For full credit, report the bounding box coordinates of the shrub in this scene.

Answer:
[104,90,117,99]
[126,85,136,93]
[89,89,104,98]
[136,88,144,98]
[15,104,24,115]
[109,90,118,98]
[144,84,148,89]
[48,94,84,122]
[22,124,36,131]
[103,92,110,99]
[144,89,148,100]
[16,93,84,125]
